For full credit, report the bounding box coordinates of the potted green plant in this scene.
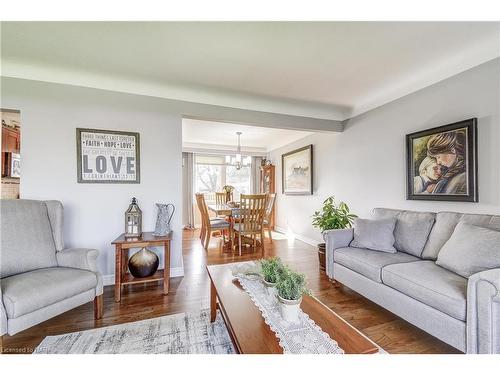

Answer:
[260,257,284,298]
[275,267,310,322]
[312,196,357,271]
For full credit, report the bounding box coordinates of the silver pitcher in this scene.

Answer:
[153,203,175,236]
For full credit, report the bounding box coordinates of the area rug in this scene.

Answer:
[34,309,235,354]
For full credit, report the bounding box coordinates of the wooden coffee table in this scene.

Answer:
[207,263,379,354]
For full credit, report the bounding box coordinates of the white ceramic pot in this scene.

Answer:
[262,279,277,299]
[278,295,302,323]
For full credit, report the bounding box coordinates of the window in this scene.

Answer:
[194,154,252,201]
[226,165,251,200]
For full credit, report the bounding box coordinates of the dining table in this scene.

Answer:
[207,203,240,217]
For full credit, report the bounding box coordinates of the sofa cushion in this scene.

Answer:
[436,222,500,278]
[334,247,419,282]
[381,261,467,321]
[373,208,435,257]
[0,200,58,278]
[1,267,98,318]
[350,218,397,253]
[422,212,500,260]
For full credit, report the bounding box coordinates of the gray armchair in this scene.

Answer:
[0,199,103,351]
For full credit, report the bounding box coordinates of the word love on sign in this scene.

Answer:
[77,128,140,183]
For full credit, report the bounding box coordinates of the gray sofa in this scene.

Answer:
[325,208,500,354]
[0,199,103,350]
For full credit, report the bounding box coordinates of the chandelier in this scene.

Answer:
[225,132,251,170]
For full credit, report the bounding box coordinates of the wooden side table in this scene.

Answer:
[111,231,172,302]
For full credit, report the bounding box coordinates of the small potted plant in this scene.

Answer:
[260,257,284,298]
[312,196,357,271]
[276,267,310,323]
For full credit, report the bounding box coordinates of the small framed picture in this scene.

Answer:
[406,118,477,202]
[76,128,140,183]
[282,144,313,195]
[10,153,20,178]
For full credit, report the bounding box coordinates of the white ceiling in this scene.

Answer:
[182,118,312,153]
[2,22,499,120]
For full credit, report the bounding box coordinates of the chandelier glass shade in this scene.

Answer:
[225,132,251,170]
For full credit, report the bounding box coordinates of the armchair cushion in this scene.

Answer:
[1,267,98,318]
[0,200,58,278]
[56,248,99,272]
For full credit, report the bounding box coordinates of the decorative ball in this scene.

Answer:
[128,248,159,278]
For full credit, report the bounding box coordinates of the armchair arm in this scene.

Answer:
[0,286,7,336]
[324,228,354,279]
[56,248,99,273]
[56,248,103,296]
[467,268,500,354]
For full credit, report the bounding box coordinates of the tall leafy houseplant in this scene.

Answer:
[312,196,357,271]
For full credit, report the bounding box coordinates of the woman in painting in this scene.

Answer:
[426,130,467,195]
[413,156,442,194]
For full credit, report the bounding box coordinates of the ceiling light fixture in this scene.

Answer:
[225,132,251,170]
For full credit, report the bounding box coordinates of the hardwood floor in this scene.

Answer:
[2,229,460,354]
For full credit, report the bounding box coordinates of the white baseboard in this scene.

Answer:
[274,226,321,247]
[102,267,185,286]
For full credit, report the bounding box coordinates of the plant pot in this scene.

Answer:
[317,242,326,271]
[262,279,277,299]
[278,295,302,323]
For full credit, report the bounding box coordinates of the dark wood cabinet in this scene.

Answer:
[2,125,21,177]
[2,126,20,153]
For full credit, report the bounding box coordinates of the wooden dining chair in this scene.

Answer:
[215,192,226,205]
[263,193,276,243]
[232,194,267,256]
[195,193,230,250]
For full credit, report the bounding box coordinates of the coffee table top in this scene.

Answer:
[207,263,379,354]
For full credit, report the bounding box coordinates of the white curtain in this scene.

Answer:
[251,156,263,193]
[183,152,195,229]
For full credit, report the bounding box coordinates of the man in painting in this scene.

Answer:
[426,130,467,195]
[414,156,442,193]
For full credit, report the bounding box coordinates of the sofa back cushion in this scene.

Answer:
[436,222,500,278]
[1,199,58,278]
[422,212,500,260]
[372,208,435,257]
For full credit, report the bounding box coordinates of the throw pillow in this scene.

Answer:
[436,222,500,278]
[350,218,397,253]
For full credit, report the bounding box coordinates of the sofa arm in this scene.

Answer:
[324,228,354,279]
[467,268,500,354]
[0,286,7,336]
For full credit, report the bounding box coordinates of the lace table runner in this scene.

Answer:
[235,272,344,354]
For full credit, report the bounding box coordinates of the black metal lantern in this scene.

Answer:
[125,197,142,238]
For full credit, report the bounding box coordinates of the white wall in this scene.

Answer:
[268,59,500,244]
[1,76,341,283]
[1,78,184,280]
